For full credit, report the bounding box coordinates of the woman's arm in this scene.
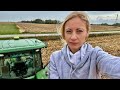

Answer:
[96,47,120,79]
[48,53,60,79]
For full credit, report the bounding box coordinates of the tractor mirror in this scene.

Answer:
[35,49,39,52]
[0,54,4,58]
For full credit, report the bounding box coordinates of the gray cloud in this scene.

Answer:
[86,11,119,15]
[0,11,119,24]
[0,11,72,22]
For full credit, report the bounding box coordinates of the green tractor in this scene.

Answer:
[0,37,49,79]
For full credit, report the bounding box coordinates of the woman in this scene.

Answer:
[48,11,120,79]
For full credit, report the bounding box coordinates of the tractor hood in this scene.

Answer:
[0,38,46,53]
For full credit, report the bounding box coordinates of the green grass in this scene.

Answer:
[0,23,20,35]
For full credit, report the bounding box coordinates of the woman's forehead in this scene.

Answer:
[65,17,87,26]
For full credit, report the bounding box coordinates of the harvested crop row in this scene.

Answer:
[16,23,120,33]
[16,23,58,33]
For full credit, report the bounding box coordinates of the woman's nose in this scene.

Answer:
[70,32,77,40]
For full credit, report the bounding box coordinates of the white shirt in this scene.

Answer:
[67,46,81,65]
[66,44,87,66]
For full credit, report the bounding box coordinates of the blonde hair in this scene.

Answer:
[60,11,90,40]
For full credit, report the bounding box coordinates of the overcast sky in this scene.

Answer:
[0,11,120,24]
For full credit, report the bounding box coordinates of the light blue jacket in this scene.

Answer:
[48,43,120,79]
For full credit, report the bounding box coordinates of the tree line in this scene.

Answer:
[20,19,62,24]
[20,19,120,26]
[100,23,120,26]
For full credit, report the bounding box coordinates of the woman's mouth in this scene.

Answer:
[69,42,78,45]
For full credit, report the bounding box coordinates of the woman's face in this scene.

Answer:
[64,17,88,53]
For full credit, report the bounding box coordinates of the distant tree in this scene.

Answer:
[21,20,32,23]
[45,19,51,24]
[45,19,61,24]
[20,19,61,24]
[112,23,120,26]
[32,19,44,24]
[101,23,108,26]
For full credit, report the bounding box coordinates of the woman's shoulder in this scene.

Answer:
[52,50,61,55]
[86,43,110,60]
[49,50,63,64]
[86,43,105,55]
[86,42,103,51]
[86,42,112,55]
[94,46,103,51]
[50,50,62,58]
[51,44,67,56]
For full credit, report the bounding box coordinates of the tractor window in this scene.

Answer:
[0,49,43,79]
[2,51,34,78]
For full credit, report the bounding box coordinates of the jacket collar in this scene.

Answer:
[61,42,94,68]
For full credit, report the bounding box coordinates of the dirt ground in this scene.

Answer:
[16,23,120,33]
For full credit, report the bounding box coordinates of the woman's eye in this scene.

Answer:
[66,30,72,33]
[67,31,71,32]
[77,29,83,33]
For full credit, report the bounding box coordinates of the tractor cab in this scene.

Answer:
[0,37,48,79]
